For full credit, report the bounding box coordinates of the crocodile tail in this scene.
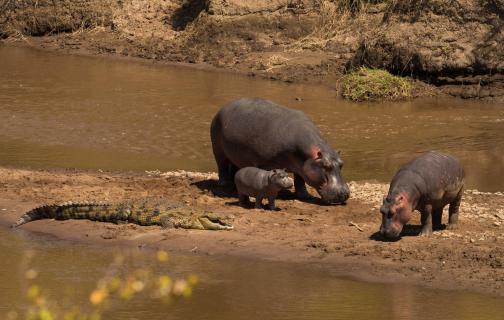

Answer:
[11,201,116,228]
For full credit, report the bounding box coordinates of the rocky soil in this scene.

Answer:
[1,167,503,296]
[1,0,503,100]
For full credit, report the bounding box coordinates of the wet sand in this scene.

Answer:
[0,167,503,297]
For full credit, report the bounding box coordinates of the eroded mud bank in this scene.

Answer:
[1,0,503,100]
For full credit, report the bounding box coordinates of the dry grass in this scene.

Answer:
[286,1,387,52]
[0,0,113,37]
[260,54,291,72]
[341,67,411,101]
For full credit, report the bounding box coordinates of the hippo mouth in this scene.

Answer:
[380,221,404,239]
[382,229,401,239]
[316,187,349,204]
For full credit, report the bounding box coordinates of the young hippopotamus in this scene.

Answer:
[211,97,350,204]
[234,167,294,210]
[379,151,465,239]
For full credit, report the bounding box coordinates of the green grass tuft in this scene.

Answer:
[341,67,412,101]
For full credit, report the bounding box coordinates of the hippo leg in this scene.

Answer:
[432,208,443,230]
[238,193,250,207]
[447,192,462,230]
[267,196,276,211]
[294,174,311,200]
[229,163,239,181]
[420,204,433,237]
[255,196,263,209]
[213,146,234,186]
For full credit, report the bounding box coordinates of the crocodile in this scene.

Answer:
[11,199,234,231]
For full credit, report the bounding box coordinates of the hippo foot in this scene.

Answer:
[446,223,458,230]
[295,189,312,201]
[419,229,433,237]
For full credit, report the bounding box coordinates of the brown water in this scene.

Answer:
[1,228,504,320]
[1,45,504,319]
[1,46,504,191]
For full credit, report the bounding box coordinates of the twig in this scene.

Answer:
[349,221,364,232]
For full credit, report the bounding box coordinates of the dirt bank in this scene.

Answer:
[1,0,503,100]
[0,167,503,296]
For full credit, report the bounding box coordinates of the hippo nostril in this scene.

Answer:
[338,189,350,203]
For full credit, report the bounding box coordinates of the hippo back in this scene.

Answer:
[211,97,327,168]
[234,167,269,195]
[394,151,465,196]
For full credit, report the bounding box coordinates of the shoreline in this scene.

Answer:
[0,39,252,81]
[2,1,504,101]
[1,166,503,297]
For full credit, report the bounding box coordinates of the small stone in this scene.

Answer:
[470,238,475,243]
[493,221,501,227]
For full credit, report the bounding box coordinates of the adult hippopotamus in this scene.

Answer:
[210,97,350,204]
[379,151,465,239]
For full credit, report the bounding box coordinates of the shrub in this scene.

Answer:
[341,67,411,101]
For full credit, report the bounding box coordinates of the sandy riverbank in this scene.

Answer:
[0,166,503,296]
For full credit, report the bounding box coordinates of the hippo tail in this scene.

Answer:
[10,201,116,228]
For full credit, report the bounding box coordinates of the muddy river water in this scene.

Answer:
[1,45,504,318]
[1,46,504,191]
[2,228,504,320]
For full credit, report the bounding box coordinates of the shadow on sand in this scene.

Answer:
[369,223,448,242]
[191,179,343,207]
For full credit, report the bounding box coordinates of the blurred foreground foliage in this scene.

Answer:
[6,250,197,320]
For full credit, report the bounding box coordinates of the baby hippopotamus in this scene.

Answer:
[379,151,465,239]
[234,167,294,210]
